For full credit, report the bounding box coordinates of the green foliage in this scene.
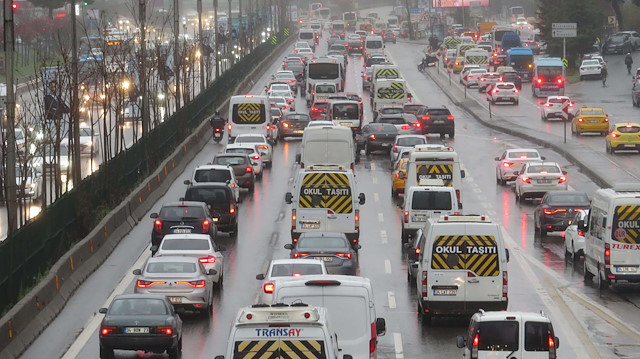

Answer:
[537,0,605,68]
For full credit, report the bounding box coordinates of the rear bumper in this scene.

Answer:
[100,335,177,351]
[419,299,508,316]
[604,268,640,282]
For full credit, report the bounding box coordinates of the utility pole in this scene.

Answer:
[4,0,17,235]
[239,0,243,57]
[228,0,232,64]
[197,0,205,92]
[173,0,181,109]
[214,0,220,78]
[71,0,81,186]
[139,0,149,136]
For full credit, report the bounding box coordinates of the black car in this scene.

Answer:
[415,106,455,138]
[404,228,424,282]
[603,35,633,54]
[212,153,256,192]
[358,123,398,154]
[347,39,364,54]
[533,191,590,236]
[285,232,359,275]
[183,183,238,236]
[633,82,640,107]
[364,56,389,68]
[99,294,182,359]
[150,201,217,247]
[279,113,311,139]
[382,31,397,44]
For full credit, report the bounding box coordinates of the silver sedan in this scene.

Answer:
[153,234,224,287]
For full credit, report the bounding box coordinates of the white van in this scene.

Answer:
[463,48,490,70]
[286,168,365,244]
[298,126,356,170]
[370,64,401,84]
[401,182,459,242]
[326,100,362,132]
[456,310,560,359]
[228,95,269,142]
[415,215,509,322]
[273,275,386,359]
[364,35,385,58]
[372,78,406,113]
[214,303,352,359]
[582,183,640,288]
[405,145,466,208]
[298,28,317,50]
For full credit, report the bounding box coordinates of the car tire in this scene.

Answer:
[449,129,455,138]
[514,99,519,105]
[100,345,114,359]
[418,302,432,325]
[540,227,547,236]
[497,176,504,186]
[401,229,409,243]
[231,222,238,237]
[565,241,571,258]
[392,188,398,198]
[365,143,371,155]
[597,264,610,290]
[249,184,255,193]
[167,336,182,359]
[583,261,594,282]
[541,113,546,121]
[580,75,584,81]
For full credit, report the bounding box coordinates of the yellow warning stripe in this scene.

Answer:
[416,164,454,186]
[614,206,640,244]
[299,173,353,213]
[430,235,499,276]
[236,103,263,123]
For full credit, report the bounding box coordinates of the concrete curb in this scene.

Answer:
[422,66,617,189]
[0,32,297,359]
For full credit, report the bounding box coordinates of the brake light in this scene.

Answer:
[521,177,531,183]
[282,122,289,128]
[370,134,376,140]
[611,133,620,138]
[228,123,232,131]
[215,127,221,132]
[101,326,116,335]
[404,211,409,224]
[503,162,512,167]
[291,209,296,230]
[493,88,499,94]
[264,283,274,293]
[544,208,566,215]
[559,176,567,183]
[157,326,173,335]
[604,242,610,266]
[455,62,459,65]
[604,118,609,123]
[293,253,310,258]
[310,107,318,112]
[251,155,260,160]
[502,270,508,299]
[422,116,430,120]
[545,103,552,107]
[537,78,542,84]
[136,280,165,288]
[421,271,428,298]
[199,255,216,263]
[283,105,288,110]
[578,230,585,236]
[401,125,410,130]
[471,333,479,359]
[393,145,398,153]
[177,280,206,288]
[549,335,557,359]
[513,89,518,93]
[455,189,461,204]
[578,118,583,122]
[413,122,421,127]
[246,166,253,173]
[557,78,563,84]
[370,322,376,353]
[446,116,454,120]
[335,253,351,259]
[415,247,420,254]
[154,219,162,233]
[230,202,236,214]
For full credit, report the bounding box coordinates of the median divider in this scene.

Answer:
[0,28,297,359]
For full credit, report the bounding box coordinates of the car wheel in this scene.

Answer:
[540,227,547,236]
[564,241,571,258]
[231,222,238,237]
[541,113,546,121]
[167,336,182,359]
[249,184,255,193]
[580,75,584,81]
[418,302,432,325]
[100,345,114,359]
[365,143,371,155]
[597,264,610,290]
[401,229,409,243]
[571,243,578,263]
[514,99,519,105]
[449,129,455,138]
[392,188,398,198]
[583,261,594,282]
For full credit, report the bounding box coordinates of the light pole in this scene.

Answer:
[4,0,17,235]
[197,0,205,92]
[173,0,181,109]
[71,0,81,186]
[214,0,220,78]
[139,0,149,136]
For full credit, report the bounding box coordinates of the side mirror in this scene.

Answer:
[540,156,546,160]
[356,244,362,250]
[295,153,301,163]
[494,157,500,161]
[456,335,466,348]
[179,197,185,201]
[398,172,405,180]
[505,248,510,263]
[183,179,191,185]
[285,192,293,204]
[513,171,519,176]
[150,213,158,219]
[577,219,587,230]
[176,307,186,315]
[150,245,158,253]
[562,170,568,175]
[403,242,411,249]
[256,273,265,280]
[284,243,293,250]
[208,269,218,275]
[359,193,366,205]
[132,269,142,275]
[375,318,386,336]
[99,307,108,314]
[215,356,225,359]
[460,170,466,178]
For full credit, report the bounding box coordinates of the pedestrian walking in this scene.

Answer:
[625,52,633,75]
[601,65,608,87]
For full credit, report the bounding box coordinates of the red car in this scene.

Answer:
[309,100,330,120]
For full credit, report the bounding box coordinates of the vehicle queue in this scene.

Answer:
[95,10,640,359]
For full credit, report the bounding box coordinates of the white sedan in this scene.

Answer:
[463,69,487,88]
[234,134,273,166]
[514,162,568,203]
[390,134,427,162]
[487,82,519,105]
[579,59,602,80]
[564,209,588,261]
[541,96,575,121]
[255,259,327,304]
[495,148,546,184]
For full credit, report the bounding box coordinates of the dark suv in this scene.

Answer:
[149,201,217,247]
[212,153,256,192]
[183,183,238,236]
[633,82,640,107]
[415,106,455,138]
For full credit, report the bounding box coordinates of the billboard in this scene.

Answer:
[432,0,490,7]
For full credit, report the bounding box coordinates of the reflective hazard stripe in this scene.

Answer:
[466,56,488,64]
[299,173,353,213]
[431,235,499,276]
[375,68,399,79]
[235,340,279,358]
[237,103,262,123]
[234,340,325,359]
[613,205,640,244]
[416,164,454,186]
[280,340,325,359]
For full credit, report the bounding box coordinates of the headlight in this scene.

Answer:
[83,94,90,101]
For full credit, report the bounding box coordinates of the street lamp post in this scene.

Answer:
[197,0,205,92]
[139,0,150,136]
[174,0,181,109]
[71,0,81,186]
[214,0,220,78]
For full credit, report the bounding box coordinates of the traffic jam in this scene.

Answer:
[25,3,640,359]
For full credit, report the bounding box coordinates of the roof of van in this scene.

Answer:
[473,310,551,322]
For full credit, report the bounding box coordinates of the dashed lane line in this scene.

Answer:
[385,259,392,274]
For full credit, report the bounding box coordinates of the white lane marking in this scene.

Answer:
[473,187,482,193]
[374,193,380,203]
[380,230,388,244]
[385,259,392,274]
[372,176,378,184]
[371,162,376,171]
[394,332,404,359]
[378,213,384,222]
[61,247,152,359]
[387,291,397,309]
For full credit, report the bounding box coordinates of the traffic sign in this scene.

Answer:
[608,16,616,25]
[552,23,577,29]
[552,29,577,38]
[562,58,568,67]
[561,99,571,121]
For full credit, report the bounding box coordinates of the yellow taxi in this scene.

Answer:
[452,56,465,73]
[391,158,408,197]
[571,107,609,135]
[605,123,640,153]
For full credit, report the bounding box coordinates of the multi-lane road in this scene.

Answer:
[20,10,640,359]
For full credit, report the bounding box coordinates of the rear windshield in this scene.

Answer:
[286,114,311,121]
[581,109,605,116]
[365,40,383,49]
[185,187,230,203]
[300,32,314,39]
[497,84,514,89]
[548,98,566,104]
[381,108,403,114]
[617,126,640,133]
[270,263,324,276]
[236,136,264,143]
[214,156,248,166]
[411,191,453,210]
[368,124,397,133]
[194,169,231,183]
[146,262,197,273]
[582,60,599,66]
[161,239,211,251]
[527,165,560,174]
[477,321,519,351]
[547,193,589,204]
[226,148,254,155]
[426,109,450,116]
[507,151,539,159]
[297,236,348,249]
[159,206,205,220]
[332,104,359,119]
[397,137,426,146]
[316,85,336,93]
[379,117,405,125]
[109,298,167,315]
[525,321,552,351]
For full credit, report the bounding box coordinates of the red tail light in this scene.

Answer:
[455,189,461,204]
[493,88,499,94]
[421,271,428,299]
[415,247,420,254]
[513,89,519,93]
[227,123,232,131]
[137,280,165,288]
[369,134,376,140]
[471,333,479,359]
[246,166,253,173]
[355,209,359,231]
[101,326,116,335]
[401,125,410,130]
[230,203,235,214]
[611,132,620,138]
[537,78,542,84]
[215,127,221,132]
[199,255,216,263]
[264,283,274,293]
[557,78,563,84]
[403,211,409,224]
[502,271,508,298]
[412,122,421,127]
[545,103,552,107]
[393,145,398,153]
[578,230,585,236]
[604,242,610,266]
[558,176,567,183]
[446,116,454,120]
[202,219,210,233]
[370,322,376,354]
[282,122,289,128]
[154,220,162,233]
[503,162,512,167]
[157,326,173,335]
[421,116,430,120]
[335,253,351,259]
[521,177,531,183]
[291,209,296,230]
[293,253,310,258]
[577,118,583,122]
[549,335,557,359]
[177,280,206,288]
[544,208,566,215]
[604,118,609,123]
[251,155,260,160]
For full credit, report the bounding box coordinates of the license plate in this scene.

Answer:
[316,257,333,262]
[589,120,600,123]
[173,228,191,234]
[124,327,150,334]
[382,143,391,147]
[294,130,304,134]
[412,215,426,222]
[168,296,182,303]
[212,218,219,222]
[434,120,444,124]
[433,289,457,295]
[340,122,352,127]
[301,222,320,229]
[624,144,636,148]
[616,266,637,273]
[537,179,552,184]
